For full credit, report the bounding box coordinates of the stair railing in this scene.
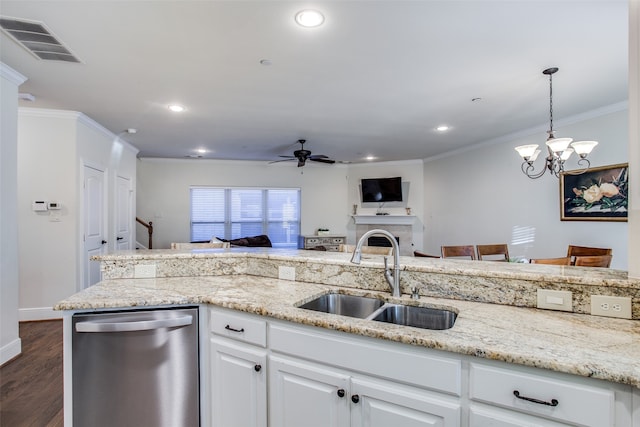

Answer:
[135,217,154,249]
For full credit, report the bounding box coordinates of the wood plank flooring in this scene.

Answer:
[0,320,63,427]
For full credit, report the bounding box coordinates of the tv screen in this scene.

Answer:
[361,177,403,202]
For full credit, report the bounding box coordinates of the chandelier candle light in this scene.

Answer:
[515,67,598,179]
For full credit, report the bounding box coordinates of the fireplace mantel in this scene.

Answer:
[351,215,416,225]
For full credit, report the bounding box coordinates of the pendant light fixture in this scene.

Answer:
[515,67,598,179]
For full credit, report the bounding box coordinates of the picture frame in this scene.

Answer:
[560,163,628,221]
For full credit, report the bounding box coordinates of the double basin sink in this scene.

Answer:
[298,293,457,330]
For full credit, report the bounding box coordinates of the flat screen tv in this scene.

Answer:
[361,177,403,203]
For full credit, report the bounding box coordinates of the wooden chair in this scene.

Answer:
[441,245,476,260]
[476,244,509,262]
[529,257,571,265]
[170,242,230,249]
[413,250,440,258]
[567,245,612,265]
[339,244,393,256]
[574,255,612,268]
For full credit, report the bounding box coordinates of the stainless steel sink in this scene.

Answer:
[371,304,457,330]
[298,293,385,318]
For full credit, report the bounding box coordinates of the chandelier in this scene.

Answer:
[515,67,598,179]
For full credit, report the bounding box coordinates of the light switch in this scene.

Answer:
[536,289,573,312]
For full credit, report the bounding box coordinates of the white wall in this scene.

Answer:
[17,109,137,319]
[136,159,349,249]
[423,106,629,270]
[0,63,26,365]
[629,0,640,279]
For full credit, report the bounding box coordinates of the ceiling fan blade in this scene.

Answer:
[310,158,336,164]
[279,155,296,158]
[309,154,329,159]
[269,158,296,164]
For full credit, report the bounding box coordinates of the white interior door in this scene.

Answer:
[84,165,106,288]
[115,175,133,250]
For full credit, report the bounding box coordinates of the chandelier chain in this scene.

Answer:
[548,72,553,137]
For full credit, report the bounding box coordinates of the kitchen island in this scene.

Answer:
[56,248,640,426]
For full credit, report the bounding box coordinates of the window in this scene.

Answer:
[190,187,301,248]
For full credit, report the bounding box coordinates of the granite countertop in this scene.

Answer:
[56,274,640,388]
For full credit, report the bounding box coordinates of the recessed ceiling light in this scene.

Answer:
[195,148,207,154]
[436,125,450,132]
[168,104,185,113]
[365,155,376,161]
[295,10,324,28]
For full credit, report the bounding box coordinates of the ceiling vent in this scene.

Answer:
[0,16,81,63]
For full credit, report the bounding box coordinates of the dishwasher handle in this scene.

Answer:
[75,315,193,333]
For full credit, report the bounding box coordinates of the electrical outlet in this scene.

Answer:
[536,289,573,312]
[278,266,295,281]
[591,295,632,319]
[134,264,156,278]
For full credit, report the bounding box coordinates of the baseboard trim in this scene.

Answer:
[0,337,22,366]
[19,307,63,321]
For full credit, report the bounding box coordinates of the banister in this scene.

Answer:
[135,217,154,249]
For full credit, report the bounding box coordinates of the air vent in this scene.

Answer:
[0,16,81,63]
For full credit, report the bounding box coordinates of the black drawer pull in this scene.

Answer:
[254,364,262,372]
[337,389,345,398]
[351,394,360,404]
[513,390,558,407]
[224,325,245,333]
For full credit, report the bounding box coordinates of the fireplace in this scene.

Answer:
[368,236,399,247]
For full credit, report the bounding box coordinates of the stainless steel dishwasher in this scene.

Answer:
[72,306,200,427]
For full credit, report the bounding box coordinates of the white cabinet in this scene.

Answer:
[350,376,460,427]
[209,308,267,427]
[270,355,460,427]
[270,356,350,427]
[208,306,634,427]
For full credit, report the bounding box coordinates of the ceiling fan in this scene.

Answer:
[271,139,336,167]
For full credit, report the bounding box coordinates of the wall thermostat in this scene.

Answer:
[32,201,48,212]
[48,202,61,210]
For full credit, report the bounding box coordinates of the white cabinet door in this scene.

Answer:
[210,337,266,427]
[350,376,461,427]
[270,356,350,427]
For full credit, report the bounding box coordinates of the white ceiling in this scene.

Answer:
[0,1,628,164]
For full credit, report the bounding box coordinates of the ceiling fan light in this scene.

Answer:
[545,137,573,153]
[570,140,598,156]
[560,147,574,161]
[515,144,539,160]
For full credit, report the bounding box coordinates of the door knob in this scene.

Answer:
[254,364,262,372]
[337,389,345,398]
[351,394,360,404]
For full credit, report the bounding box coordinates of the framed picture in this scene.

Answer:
[560,163,628,221]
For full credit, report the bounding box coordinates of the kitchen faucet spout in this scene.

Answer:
[350,229,401,297]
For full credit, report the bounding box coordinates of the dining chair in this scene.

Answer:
[574,255,612,268]
[413,250,440,258]
[476,244,509,262]
[441,245,476,260]
[567,245,612,264]
[529,257,571,265]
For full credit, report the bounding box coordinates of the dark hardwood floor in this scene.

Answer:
[0,320,63,427]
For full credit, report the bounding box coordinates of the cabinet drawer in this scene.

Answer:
[330,237,344,244]
[469,363,614,427]
[305,238,320,245]
[210,308,267,347]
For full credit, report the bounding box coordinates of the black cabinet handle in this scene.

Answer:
[101,240,107,245]
[254,364,262,372]
[224,325,245,333]
[351,394,360,404]
[117,237,124,241]
[513,390,558,407]
[337,389,345,398]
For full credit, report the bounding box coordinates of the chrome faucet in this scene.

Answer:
[350,229,401,297]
